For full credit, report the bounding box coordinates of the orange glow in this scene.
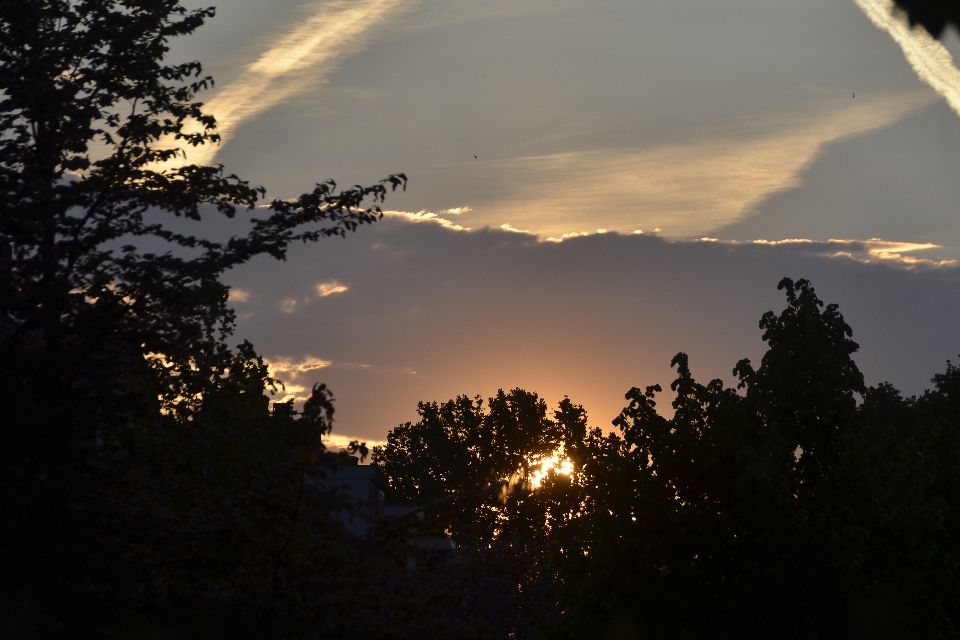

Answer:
[528,452,574,489]
[317,281,349,297]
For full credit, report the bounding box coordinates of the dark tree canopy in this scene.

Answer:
[547,279,960,639]
[372,389,590,638]
[0,0,404,422]
[0,0,405,635]
[374,390,560,501]
[375,279,960,640]
[894,0,960,38]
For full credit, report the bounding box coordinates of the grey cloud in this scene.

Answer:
[224,218,960,443]
[717,101,960,259]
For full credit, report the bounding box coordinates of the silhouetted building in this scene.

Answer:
[313,457,456,554]
[312,458,387,537]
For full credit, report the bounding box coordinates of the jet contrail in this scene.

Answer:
[854,0,960,117]
[161,0,411,168]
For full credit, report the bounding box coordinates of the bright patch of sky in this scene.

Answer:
[172,0,960,256]
[165,0,960,440]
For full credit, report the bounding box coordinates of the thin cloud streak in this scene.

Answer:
[384,209,470,231]
[469,92,930,239]
[265,355,333,404]
[377,209,954,268]
[322,434,387,452]
[317,281,349,296]
[162,0,412,167]
[854,0,960,117]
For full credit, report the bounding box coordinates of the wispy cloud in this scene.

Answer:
[265,355,334,402]
[831,238,957,267]
[264,355,415,406]
[499,222,533,235]
[161,0,413,167]
[268,356,334,377]
[747,237,955,267]
[322,433,388,452]
[465,92,931,239]
[854,0,960,117]
[264,358,387,452]
[384,209,470,231]
[373,212,954,268]
[317,281,349,297]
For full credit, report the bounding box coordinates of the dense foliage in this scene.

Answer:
[376,279,960,639]
[894,0,960,38]
[372,390,585,636]
[0,0,406,636]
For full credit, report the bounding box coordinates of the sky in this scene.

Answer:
[166,0,960,448]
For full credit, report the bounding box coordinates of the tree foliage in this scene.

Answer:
[0,0,405,635]
[894,0,960,38]
[546,278,960,639]
[377,279,960,640]
[372,389,588,637]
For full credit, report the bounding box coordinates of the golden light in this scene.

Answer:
[317,281,349,297]
[150,0,410,170]
[528,452,574,489]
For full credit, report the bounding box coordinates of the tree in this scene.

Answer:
[372,389,584,638]
[370,280,960,639]
[0,0,404,423]
[549,278,957,639]
[0,0,403,635]
[894,0,960,38]
[373,388,574,544]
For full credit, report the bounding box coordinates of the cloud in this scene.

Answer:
[499,223,533,235]
[322,433,388,452]
[317,281,349,297]
[264,355,334,401]
[385,209,469,231]
[713,238,956,268]
[263,355,413,408]
[854,0,960,117]
[268,357,334,375]
[394,209,955,267]
[228,288,251,302]
[226,218,960,442]
[157,0,414,168]
[849,239,957,266]
[545,231,591,243]
[460,91,931,239]
[265,357,388,453]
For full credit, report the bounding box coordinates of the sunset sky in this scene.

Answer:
[169,0,960,448]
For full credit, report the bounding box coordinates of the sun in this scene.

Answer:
[528,452,574,489]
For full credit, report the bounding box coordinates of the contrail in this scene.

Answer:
[854,0,960,117]
[162,0,410,168]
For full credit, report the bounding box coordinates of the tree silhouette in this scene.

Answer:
[369,279,960,639]
[894,0,960,38]
[549,279,958,639]
[372,389,587,637]
[0,0,403,634]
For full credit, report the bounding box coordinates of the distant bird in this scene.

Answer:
[474,155,477,158]
[853,92,855,98]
